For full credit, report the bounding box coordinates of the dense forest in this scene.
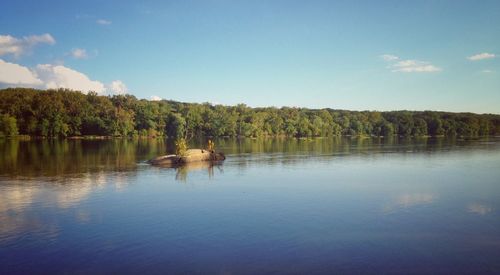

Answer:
[0,88,499,138]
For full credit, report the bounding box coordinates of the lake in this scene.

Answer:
[1,137,500,274]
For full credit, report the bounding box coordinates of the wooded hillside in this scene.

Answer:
[1,88,499,138]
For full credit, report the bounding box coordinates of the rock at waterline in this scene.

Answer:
[148,149,225,166]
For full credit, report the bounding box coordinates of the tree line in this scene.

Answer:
[0,88,499,138]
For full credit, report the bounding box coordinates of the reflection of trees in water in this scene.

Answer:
[213,136,470,155]
[214,136,500,168]
[175,161,223,182]
[0,137,498,178]
[0,139,168,177]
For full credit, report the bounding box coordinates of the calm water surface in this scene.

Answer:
[1,137,500,274]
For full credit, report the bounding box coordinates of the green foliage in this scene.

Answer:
[428,118,445,136]
[412,118,428,136]
[175,138,188,156]
[297,115,312,137]
[381,121,395,137]
[166,113,186,139]
[183,104,203,138]
[112,107,135,137]
[0,114,19,137]
[1,88,499,138]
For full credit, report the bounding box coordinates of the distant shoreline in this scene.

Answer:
[2,134,498,141]
[1,88,499,139]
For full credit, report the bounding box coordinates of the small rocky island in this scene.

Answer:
[148,149,225,166]
[148,140,225,166]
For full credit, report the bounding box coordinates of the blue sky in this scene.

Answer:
[0,0,499,113]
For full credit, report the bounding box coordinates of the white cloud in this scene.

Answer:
[482,69,494,73]
[24,34,55,45]
[0,59,42,85]
[71,48,88,59]
[381,54,399,61]
[467,52,496,61]
[0,34,55,57]
[381,54,440,73]
[0,59,128,95]
[108,80,128,94]
[150,95,162,101]
[392,59,441,72]
[34,64,106,93]
[96,19,112,25]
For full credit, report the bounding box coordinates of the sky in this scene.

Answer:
[0,0,499,113]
